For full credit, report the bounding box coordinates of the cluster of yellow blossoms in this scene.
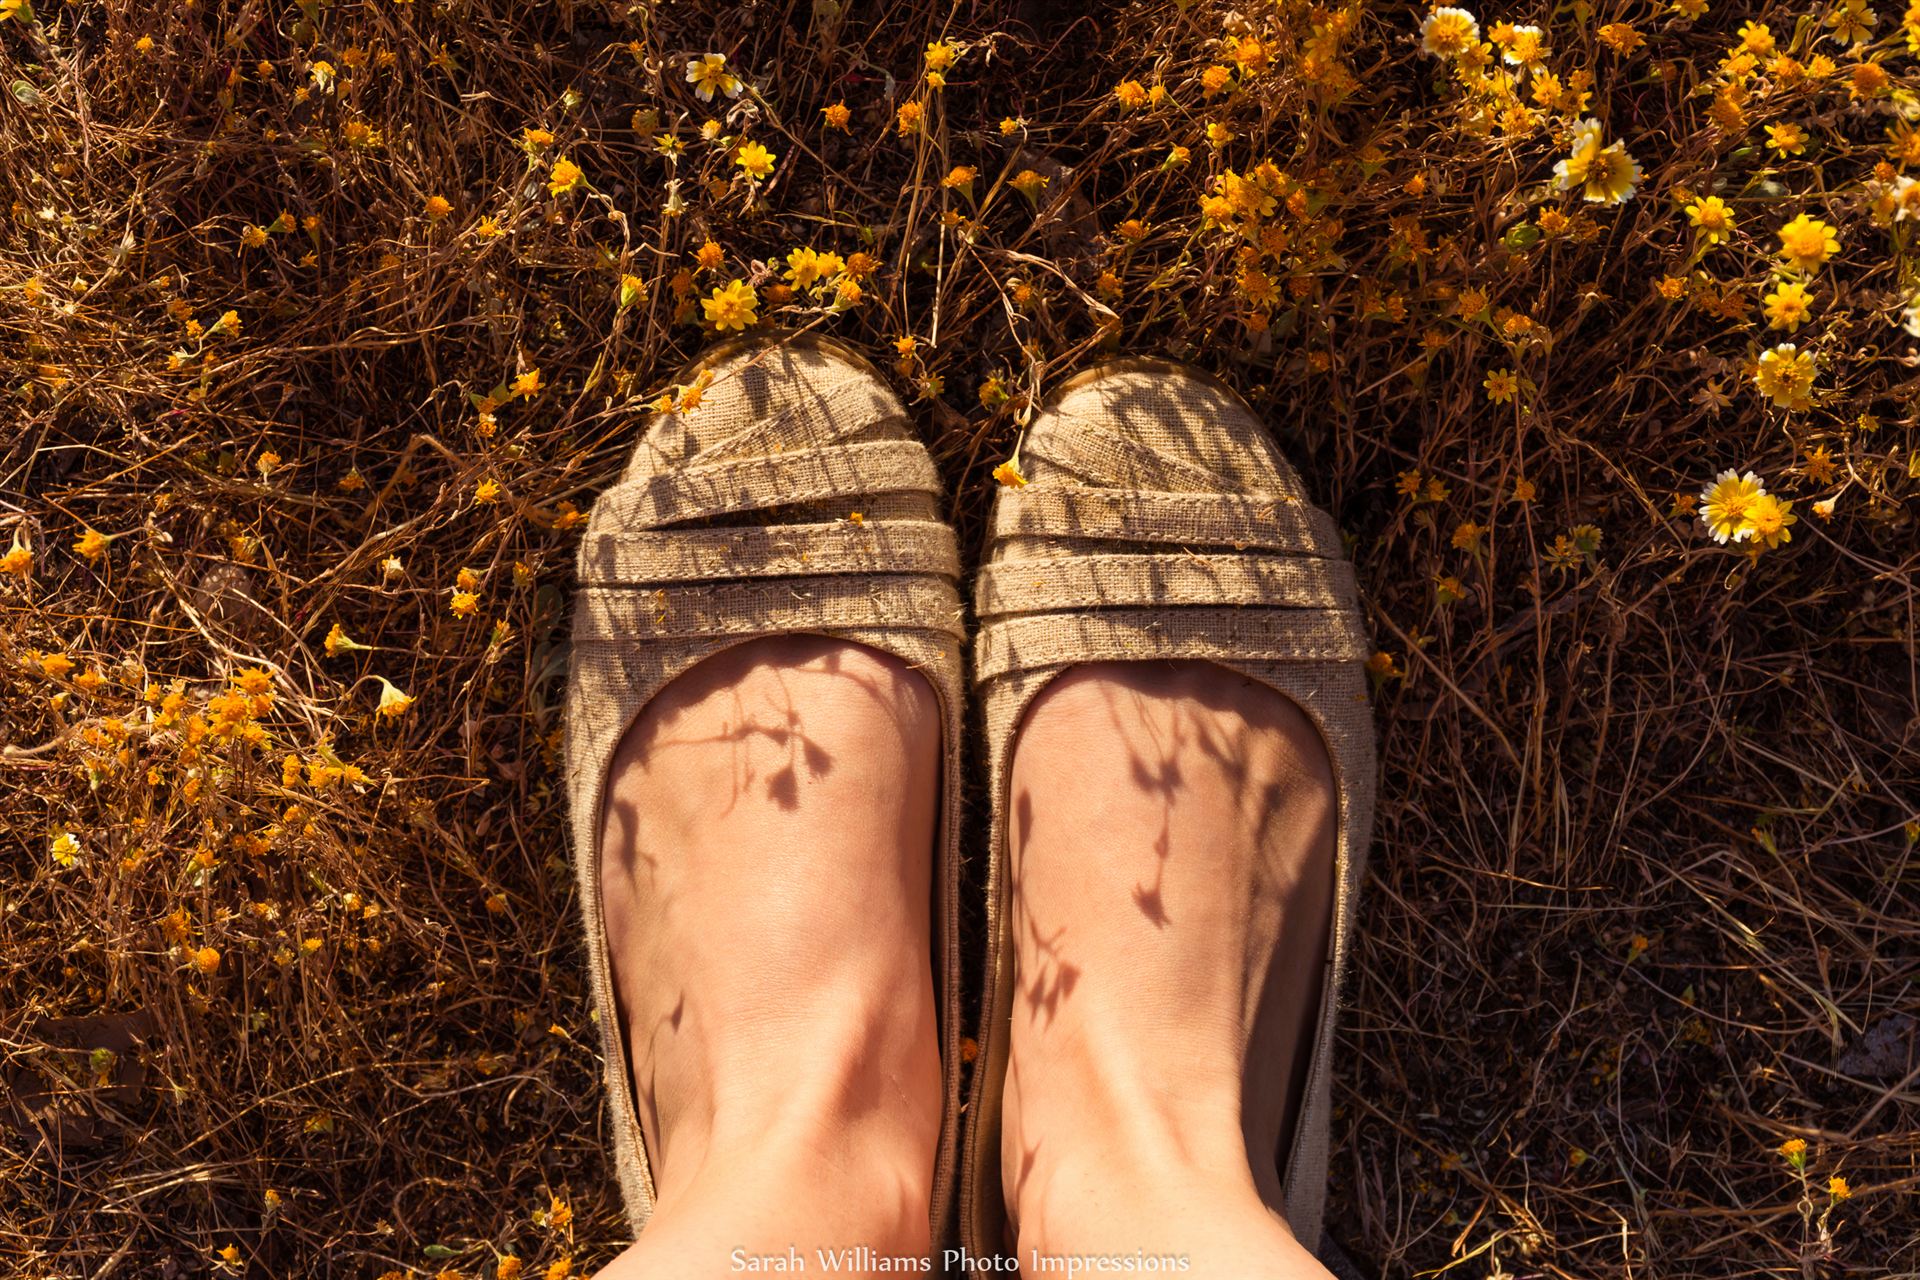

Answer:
[1699,469,1799,551]
[1420,0,1920,427]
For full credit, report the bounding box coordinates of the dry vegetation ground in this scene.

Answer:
[3,0,1918,1275]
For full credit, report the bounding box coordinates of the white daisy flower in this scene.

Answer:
[685,53,744,103]
[1420,7,1481,58]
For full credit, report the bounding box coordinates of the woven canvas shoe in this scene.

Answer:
[565,334,966,1246]
[960,358,1376,1256]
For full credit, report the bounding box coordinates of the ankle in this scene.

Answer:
[1005,1067,1258,1246]
[711,1047,940,1179]
[1008,1140,1280,1263]
[686,1139,935,1251]
[616,1138,934,1280]
[654,986,941,1200]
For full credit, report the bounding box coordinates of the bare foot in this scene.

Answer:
[592,636,943,1280]
[1001,661,1337,1279]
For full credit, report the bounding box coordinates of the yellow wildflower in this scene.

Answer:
[1742,493,1796,549]
[785,247,829,290]
[547,156,585,196]
[1420,7,1482,58]
[701,279,759,332]
[3,532,33,577]
[1231,34,1270,74]
[1597,21,1645,52]
[1739,20,1777,55]
[374,677,414,719]
[685,53,743,103]
[734,141,776,180]
[1553,118,1642,204]
[324,623,366,657]
[1801,445,1837,484]
[1754,342,1816,410]
[1777,213,1838,273]
[1765,122,1807,156]
[1762,280,1814,331]
[1699,469,1764,543]
[1686,195,1736,243]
